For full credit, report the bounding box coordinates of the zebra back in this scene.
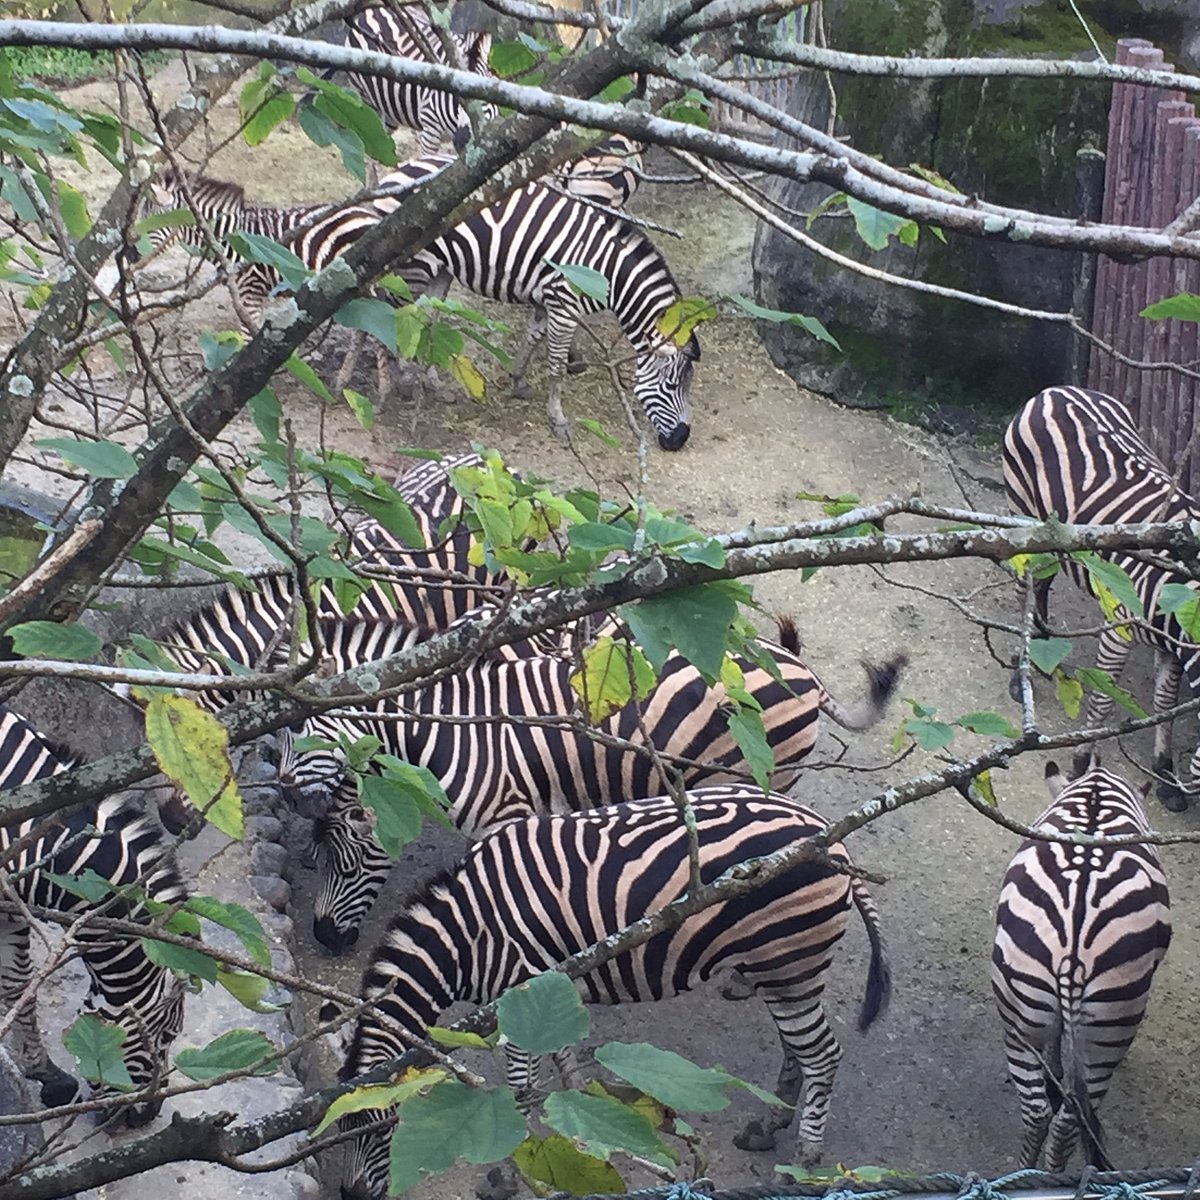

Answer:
[553,134,645,210]
[339,785,888,1197]
[992,764,1170,1170]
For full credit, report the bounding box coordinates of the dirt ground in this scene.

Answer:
[7,59,1200,1198]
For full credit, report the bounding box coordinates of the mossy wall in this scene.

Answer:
[751,0,1197,423]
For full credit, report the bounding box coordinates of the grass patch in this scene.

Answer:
[6,45,169,85]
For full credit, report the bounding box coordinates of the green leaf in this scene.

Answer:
[727,294,840,350]
[596,1041,760,1113]
[315,1069,445,1136]
[427,1026,494,1049]
[7,620,101,662]
[846,196,910,251]
[43,867,114,904]
[198,329,245,371]
[184,896,270,968]
[36,435,136,479]
[1076,667,1148,718]
[676,538,725,568]
[496,971,589,1054]
[578,418,620,449]
[62,1015,133,1092]
[1141,292,1200,322]
[56,179,90,237]
[1055,669,1083,718]
[490,40,539,78]
[297,98,365,180]
[954,711,1019,738]
[217,968,280,1012]
[175,1029,277,1081]
[226,231,310,292]
[239,70,295,147]
[548,259,609,304]
[357,773,423,858]
[335,296,398,353]
[1073,552,1143,619]
[568,521,635,554]
[390,1081,526,1194]
[145,695,243,840]
[725,705,775,791]
[284,353,334,404]
[1157,580,1200,640]
[513,1134,624,1195]
[344,387,375,431]
[1028,637,1072,674]
[141,936,218,983]
[570,636,657,723]
[903,717,956,751]
[619,582,742,678]
[542,1089,674,1168]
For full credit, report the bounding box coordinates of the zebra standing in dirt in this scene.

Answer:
[337,785,891,1199]
[1003,384,1200,809]
[992,762,1170,1169]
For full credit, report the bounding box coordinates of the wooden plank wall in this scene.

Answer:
[1088,38,1200,491]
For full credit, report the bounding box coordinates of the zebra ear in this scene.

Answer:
[1044,760,1068,798]
[684,333,700,362]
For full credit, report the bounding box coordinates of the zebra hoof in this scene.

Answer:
[511,379,531,400]
[733,1119,777,1152]
[475,1163,520,1200]
[121,1098,165,1129]
[1159,784,1189,813]
[549,419,571,444]
[566,359,587,376]
[719,971,755,1002]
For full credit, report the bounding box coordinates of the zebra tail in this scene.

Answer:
[851,877,892,1032]
[1060,983,1113,1169]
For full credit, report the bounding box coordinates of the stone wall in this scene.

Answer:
[751,0,1197,417]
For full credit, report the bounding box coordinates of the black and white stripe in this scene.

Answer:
[338,784,891,1199]
[339,3,495,154]
[992,762,1170,1169]
[372,155,698,449]
[0,706,188,1125]
[140,170,381,324]
[282,619,905,951]
[1003,386,1200,810]
[551,134,645,211]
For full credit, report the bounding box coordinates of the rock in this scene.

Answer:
[751,0,1197,416]
[251,875,292,911]
[245,814,285,842]
[250,841,289,876]
[0,1046,43,1176]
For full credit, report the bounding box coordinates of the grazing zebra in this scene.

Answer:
[337,785,891,1199]
[992,762,1170,1170]
[281,616,906,950]
[339,3,495,154]
[371,155,698,449]
[0,705,188,1125]
[138,170,382,325]
[1003,385,1200,809]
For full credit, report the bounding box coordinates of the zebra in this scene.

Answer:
[339,6,644,210]
[370,155,698,449]
[336,784,891,1200]
[137,169,382,327]
[0,705,188,1125]
[992,762,1170,1170]
[280,615,906,950]
[1002,384,1200,809]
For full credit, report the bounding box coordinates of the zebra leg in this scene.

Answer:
[1151,649,1187,810]
[734,987,842,1165]
[511,306,548,401]
[0,916,79,1108]
[1072,627,1131,778]
[503,1046,547,1113]
[1001,1027,1053,1168]
[334,329,368,396]
[719,968,755,1001]
[543,307,582,442]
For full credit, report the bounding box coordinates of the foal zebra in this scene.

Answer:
[0,705,188,1124]
[1003,385,1200,808]
[992,763,1170,1169]
[281,617,905,950]
[338,785,891,1199]
[339,3,494,154]
[372,155,697,449]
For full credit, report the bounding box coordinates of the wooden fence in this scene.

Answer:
[1087,38,1200,491]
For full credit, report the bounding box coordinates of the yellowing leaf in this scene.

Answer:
[450,354,486,402]
[570,636,657,723]
[1054,669,1083,719]
[972,769,997,807]
[145,695,244,840]
[1093,580,1132,642]
[656,297,716,346]
[314,1068,446,1135]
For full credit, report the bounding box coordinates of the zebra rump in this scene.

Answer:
[338,785,891,1199]
[286,618,906,951]
[1003,385,1200,809]
[0,704,188,1125]
[992,763,1170,1171]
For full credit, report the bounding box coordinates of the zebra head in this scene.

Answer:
[311,804,393,953]
[84,964,187,1126]
[276,723,348,819]
[633,332,699,451]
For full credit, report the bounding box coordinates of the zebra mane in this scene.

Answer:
[158,169,248,209]
[0,703,77,782]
